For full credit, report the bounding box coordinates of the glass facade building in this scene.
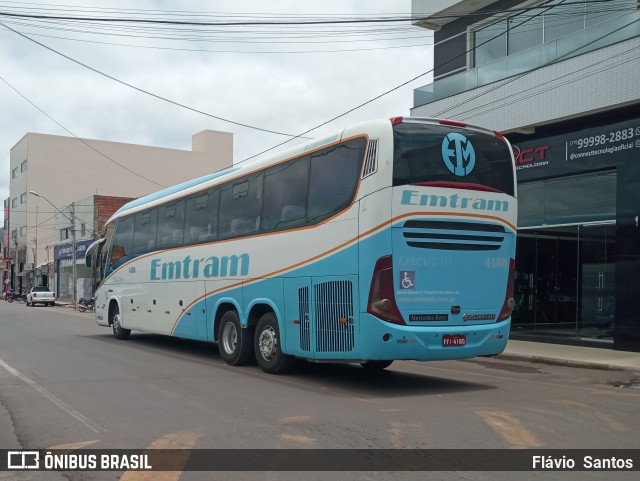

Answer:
[411,0,640,351]
[510,116,640,348]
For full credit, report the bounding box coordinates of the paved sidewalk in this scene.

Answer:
[499,339,640,372]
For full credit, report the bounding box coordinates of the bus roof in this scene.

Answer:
[107,123,355,223]
[113,166,240,217]
[105,117,503,226]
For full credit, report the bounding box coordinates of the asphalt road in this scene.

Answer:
[0,300,638,481]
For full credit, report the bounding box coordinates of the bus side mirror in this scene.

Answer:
[85,255,92,268]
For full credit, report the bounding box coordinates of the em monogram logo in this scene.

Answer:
[441,133,476,176]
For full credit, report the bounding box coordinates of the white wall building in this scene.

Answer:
[8,130,232,292]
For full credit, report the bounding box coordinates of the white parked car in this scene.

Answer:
[26,286,55,307]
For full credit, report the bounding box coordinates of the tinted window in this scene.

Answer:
[393,122,515,196]
[185,188,220,245]
[156,200,185,249]
[133,209,157,254]
[109,216,134,270]
[262,156,309,232]
[518,171,616,228]
[307,138,366,223]
[219,172,263,238]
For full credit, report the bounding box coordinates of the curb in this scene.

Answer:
[496,353,626,372]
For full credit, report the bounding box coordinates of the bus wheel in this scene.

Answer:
[360,360,393,371]
[112,306,131,340]
[254,312,292,374]
[218,310,253,366]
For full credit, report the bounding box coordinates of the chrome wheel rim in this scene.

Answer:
[258,327,277,361]
[221,322,237,355]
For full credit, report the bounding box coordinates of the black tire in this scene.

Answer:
[254,312,292,374]
[360,360,394,371]
[26,300,31,306]
[218,310,254,366]
[7,297,12,303]
[78,304,87,312]
[111,306,131,340]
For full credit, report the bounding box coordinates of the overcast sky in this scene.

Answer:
[0,0,433,219]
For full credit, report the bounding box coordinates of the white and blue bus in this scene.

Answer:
[86,117,517,374]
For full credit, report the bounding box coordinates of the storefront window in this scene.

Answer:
[518,171,616,227]
[514,223,615,343]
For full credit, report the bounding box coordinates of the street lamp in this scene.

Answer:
[29,191,77,309]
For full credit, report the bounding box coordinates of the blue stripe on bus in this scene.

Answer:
[170,219,513,360]
[115,166,241,216]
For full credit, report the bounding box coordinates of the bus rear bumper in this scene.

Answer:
[357,313,510,361]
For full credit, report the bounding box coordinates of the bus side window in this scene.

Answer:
[262,155,309,231]
[156,200,185,249]
[107,216,134,274]
[133,209,157,255]
[219,172,263,239]
[307,138,366,223]
[185,188,219,245]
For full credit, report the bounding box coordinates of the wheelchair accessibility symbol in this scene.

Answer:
[400,271,415,289]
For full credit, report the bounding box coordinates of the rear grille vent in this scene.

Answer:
[298,286,311,352]
[315,280,355,353]
[403,220,505,251]
[362,138,378,178]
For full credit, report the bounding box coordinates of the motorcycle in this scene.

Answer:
[6,291,26,303]
[78,297,95,312]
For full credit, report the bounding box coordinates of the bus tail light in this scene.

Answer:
[367,255,405,325]
[390,116,404,126]
[497,258,516,321]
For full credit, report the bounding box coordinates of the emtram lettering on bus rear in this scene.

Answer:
[401,190,509,212]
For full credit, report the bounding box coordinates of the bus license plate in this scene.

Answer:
[442,334,466,347]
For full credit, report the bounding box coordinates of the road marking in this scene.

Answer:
[47,440,100,453]
[549,400,629,432]
[387,421,422,448]
[475,409,542,448]
[279,433,316,446]
[278,415,313,424]
[119,429,203,481]
[0,357,106,433]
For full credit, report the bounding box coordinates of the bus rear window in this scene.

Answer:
[393,122,515,196]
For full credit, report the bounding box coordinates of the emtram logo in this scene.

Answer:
[442,133,476,176]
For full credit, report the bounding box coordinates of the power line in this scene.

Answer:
[239,0,565,162]
[433,14,640,120]
[0,1,617,26]
[0,28,434,54]
[0,73,167,188]
[0,21,312,139]
[463,46,640,122]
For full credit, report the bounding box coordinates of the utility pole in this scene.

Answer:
[29,191,77,309]
[71,202,77,310]
[34,204,38,286]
